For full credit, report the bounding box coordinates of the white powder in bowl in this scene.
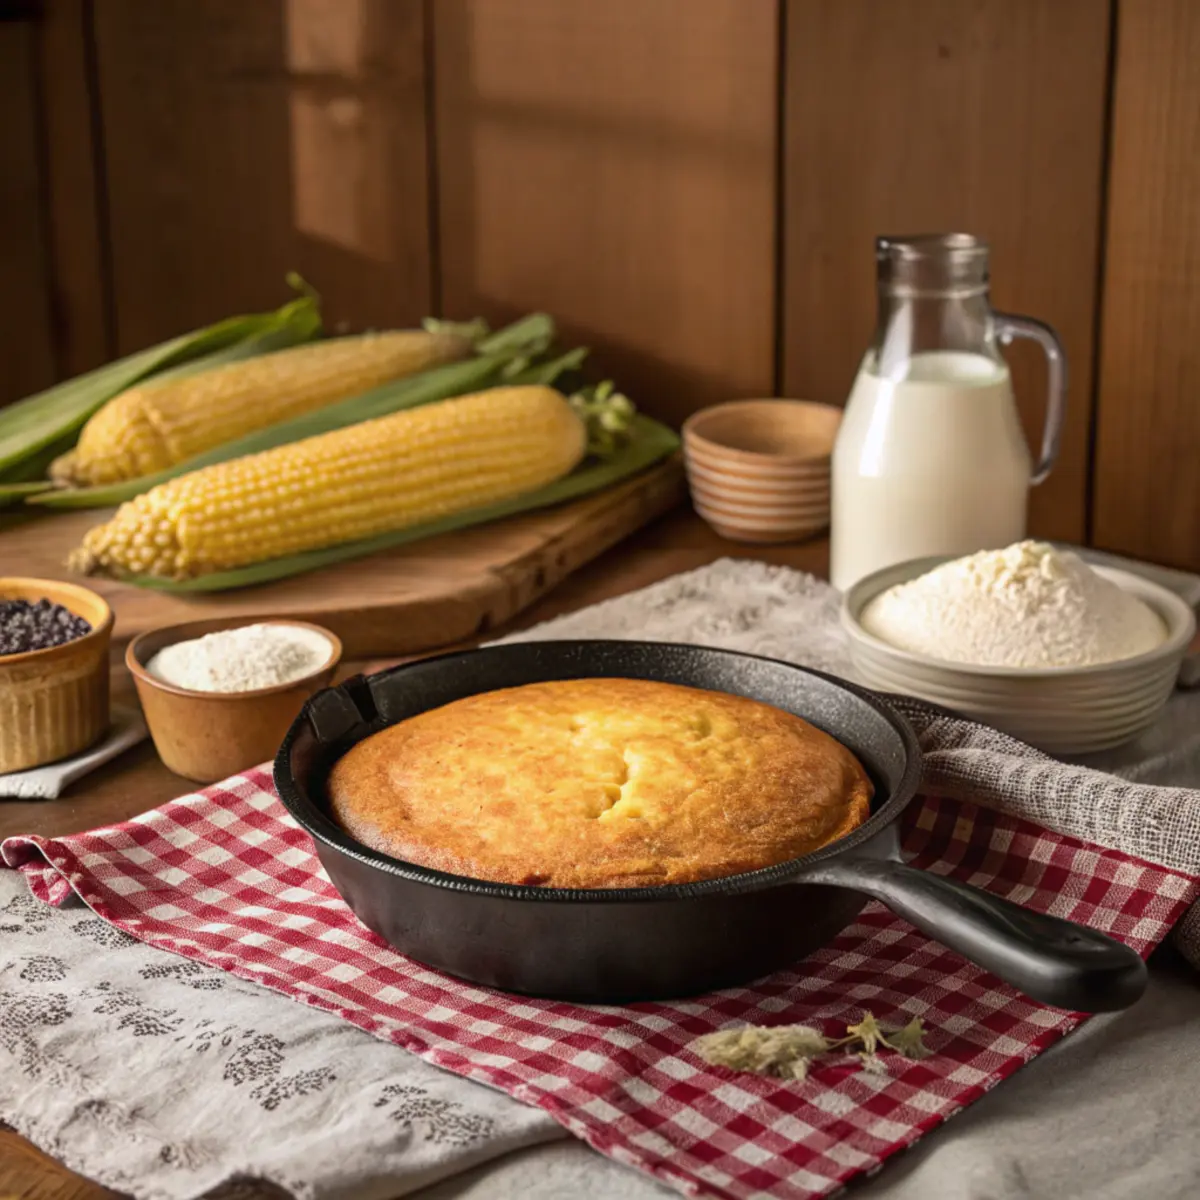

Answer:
[860,541,1166,669]
[146,623,333,692]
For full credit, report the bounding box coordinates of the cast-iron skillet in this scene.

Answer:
[274,640,1147,1012]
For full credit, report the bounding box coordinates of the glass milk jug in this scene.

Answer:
[830,233,1067,592]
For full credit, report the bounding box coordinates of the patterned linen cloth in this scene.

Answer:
[3,557,1200,1199]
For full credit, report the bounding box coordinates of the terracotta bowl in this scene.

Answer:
[682,399,842,543]
[0,577,113,773]
[126,617,342,784]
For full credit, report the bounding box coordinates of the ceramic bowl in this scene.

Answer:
[842,557,1197,755]
[0,577,113,773]
[127,617,342,783]
[682,399,841,543]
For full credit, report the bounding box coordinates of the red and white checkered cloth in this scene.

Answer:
[4,772,1198,1200]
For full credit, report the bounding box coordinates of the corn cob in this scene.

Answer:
[0,292,320,477]
[70,385,589,581]
[51,329,476,488]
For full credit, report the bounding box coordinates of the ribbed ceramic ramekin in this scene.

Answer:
[683,399,841,543]
[841,557,1197,755]
[0,577,112,773]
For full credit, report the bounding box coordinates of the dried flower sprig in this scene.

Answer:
[692,1011,930,1082]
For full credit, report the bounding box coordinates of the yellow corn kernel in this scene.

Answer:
[71,386,586,580]
[52,329,473,487]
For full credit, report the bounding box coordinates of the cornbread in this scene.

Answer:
[327,678,873,888]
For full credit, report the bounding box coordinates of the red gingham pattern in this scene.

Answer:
[4,772,1197,1200]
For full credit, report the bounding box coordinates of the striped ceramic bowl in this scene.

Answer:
[682,399,841,543]
[842,556,1197,755]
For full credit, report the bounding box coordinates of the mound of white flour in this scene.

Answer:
[861,540,1166,668]
[147,623,332,692]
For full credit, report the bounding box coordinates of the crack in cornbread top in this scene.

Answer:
[327,678,873,888]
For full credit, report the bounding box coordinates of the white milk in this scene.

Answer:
[830,350,1031,592]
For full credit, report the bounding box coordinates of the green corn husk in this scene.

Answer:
[507,346,589,387]
[0,324,327,509]
[116,415,680,593]
[0,304,319,484]
[32,315,561,510]
[0,481,53,509]
[0,294,321,476]
[473,313,556,358]
[0,437,73,506]
[0,432,76,485]
[121,309,325,390]
[0,431,76,502]
[3,309,323,505]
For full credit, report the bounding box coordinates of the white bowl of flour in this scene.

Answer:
[842,542,1197,755]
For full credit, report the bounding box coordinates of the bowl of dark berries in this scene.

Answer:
[0,578,113,773]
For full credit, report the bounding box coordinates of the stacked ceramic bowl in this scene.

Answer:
[842,556,1197,755]
[682,399,841,543]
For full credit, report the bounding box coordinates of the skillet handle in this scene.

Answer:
[803,857,1147,1013]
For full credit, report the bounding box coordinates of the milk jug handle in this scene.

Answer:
[993,313,1068,486]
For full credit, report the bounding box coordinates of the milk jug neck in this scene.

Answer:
[871,233,1001,378]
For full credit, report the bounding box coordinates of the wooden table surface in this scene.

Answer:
[1,507,829,1200]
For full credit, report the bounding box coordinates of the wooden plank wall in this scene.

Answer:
[0,18,58,399]
[92,0,432,350]
[37,0,113,377]
[433,0,778,428]
[3,0,1200,567]
[1093,0,1200,570]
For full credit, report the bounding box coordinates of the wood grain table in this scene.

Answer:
[0,507,828,1200]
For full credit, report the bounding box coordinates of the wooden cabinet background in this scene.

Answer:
[2,0,1198,568]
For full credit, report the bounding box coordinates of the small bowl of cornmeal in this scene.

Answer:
[127,619,342,783]
[841,541,1196,755]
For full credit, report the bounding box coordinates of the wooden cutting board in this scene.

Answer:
[0,457,686,658]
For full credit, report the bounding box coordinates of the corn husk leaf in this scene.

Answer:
[0,313,318,492]
[0,481,53,509]
[129,309,323,388]
[0,433,79,505]
[508,347,588,388]
[0,294,321,475]
[33,318,563,511]
[0,432,76,486]
[0,428,79,504]
[1,323,325,508]
[474,313,555,356]
[117,415,679,593]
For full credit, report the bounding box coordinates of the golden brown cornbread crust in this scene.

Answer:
[327,678,873,889]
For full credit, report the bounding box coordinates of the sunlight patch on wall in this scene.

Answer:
[285,0,392,262]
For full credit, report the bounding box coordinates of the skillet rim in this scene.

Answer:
[274,639,924,902]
